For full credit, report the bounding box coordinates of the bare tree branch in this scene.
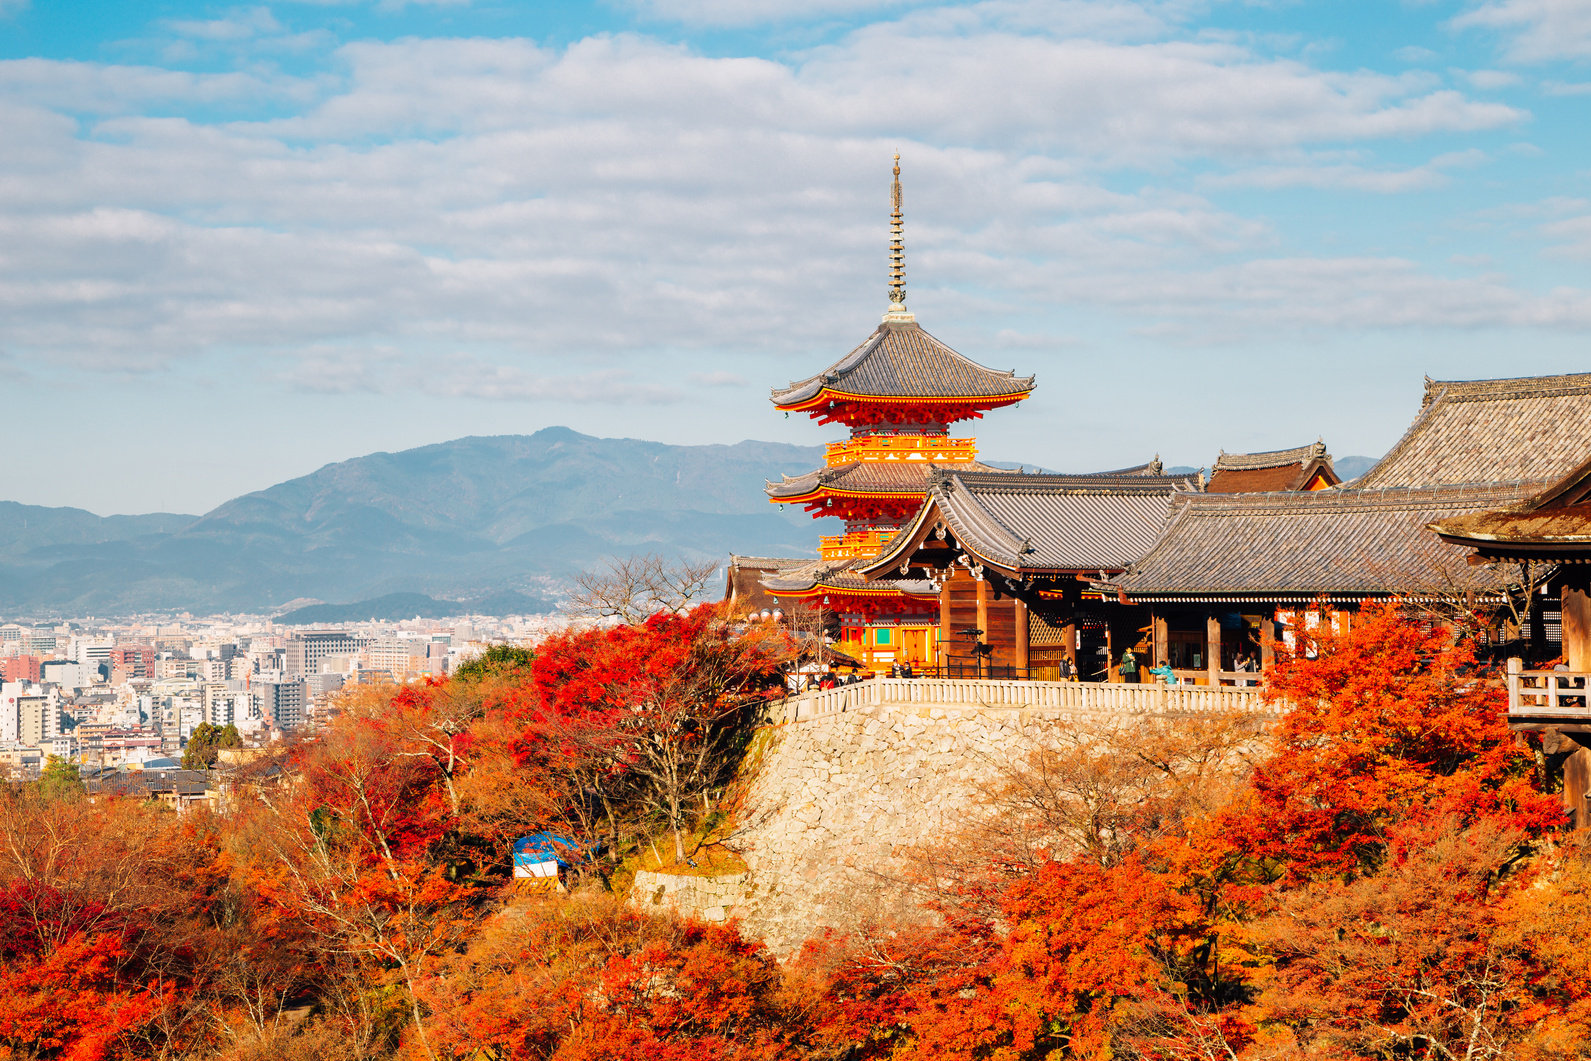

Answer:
[567,553,722,624]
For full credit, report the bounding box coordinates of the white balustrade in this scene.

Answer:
[769,676,1272,724]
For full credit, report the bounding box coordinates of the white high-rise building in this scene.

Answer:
[70,637,113,669]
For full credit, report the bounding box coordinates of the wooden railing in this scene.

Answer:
[1508,658,1591,720]
[768,677,1272,724]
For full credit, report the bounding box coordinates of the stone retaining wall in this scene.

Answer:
[631,869,750,923]
[728,698,1271,955]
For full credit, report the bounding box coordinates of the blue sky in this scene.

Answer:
[5,0,1591,514]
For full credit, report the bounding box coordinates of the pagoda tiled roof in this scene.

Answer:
[770,320,1035,407]
[1212,441,1329,472]
[1358,372,1591,488]
[861,467,1197,577]
[760,556,937,597]
[726,555,814,611]
[765,459,1006,500]
[1114,482,1535,602]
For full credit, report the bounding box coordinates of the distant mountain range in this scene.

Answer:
[274,591,556,625]
[0,429,836,617]
[0,430,1383,619]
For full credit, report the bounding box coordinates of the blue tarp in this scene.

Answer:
[513,833,582,869]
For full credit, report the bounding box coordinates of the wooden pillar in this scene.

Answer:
[975,577,990,679]
[1014,598,1029,676]
[1562,571,1591,671]
[1260,617,1275,671]
[1567,746,1591,831]
[1061,623,1077,671]
[939,579,953,675]
[1206,614,1221,686]
[1152,613,1169,669]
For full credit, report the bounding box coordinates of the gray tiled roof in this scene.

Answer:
[760,556,937,596]
[770,320,1035,406]
[728,554,811,568]
[863,469,1197,576]
[765,459,1005,500]
[1115,483,1535,601]
[1358,373,1591,488]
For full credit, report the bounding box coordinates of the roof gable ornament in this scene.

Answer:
[884,154,914,324]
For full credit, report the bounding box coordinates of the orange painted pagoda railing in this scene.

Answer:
[819,529,898,561]
[825,435,976,467]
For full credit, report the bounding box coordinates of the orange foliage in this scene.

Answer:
[4,604,1585,1060]
[1231,602,1562,880]
[419,895,804,1061]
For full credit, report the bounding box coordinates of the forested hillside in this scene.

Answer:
[0,604,1584,1059]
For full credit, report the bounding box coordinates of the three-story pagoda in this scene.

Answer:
[760,158,1035,671]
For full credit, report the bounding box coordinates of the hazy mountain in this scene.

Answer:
[1333,455,1378,482]
[0,428,834,617]
[275,591,555,624]
[0,502,195,552]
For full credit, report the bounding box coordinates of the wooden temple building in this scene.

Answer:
[1430,454,1591,824]
[1109,483,1528,674]
[1104,372,1591,677]
[729,160,1591,692]
[750,158,1035,672]
[855,466,1196,678]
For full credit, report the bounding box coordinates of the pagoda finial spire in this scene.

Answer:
[884,153,913,323]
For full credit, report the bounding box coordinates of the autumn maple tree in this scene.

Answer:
[512,605,787,863]
[3,596,1585,1060]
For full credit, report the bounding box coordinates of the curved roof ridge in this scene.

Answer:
[1082,460,1165,476]
[1213,440,1328,472]
[1426,370,1591,403]
[765,458,1008,499]
[1116,480,1537,601]
[1361,370,1591,489]
[941,469,1200,494]
[1166,479,1539,516]
[931,471,1029,567]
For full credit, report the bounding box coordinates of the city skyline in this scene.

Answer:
[5,1,1591,513]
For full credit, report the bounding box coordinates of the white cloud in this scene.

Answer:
[1452,0,1591,62]
[1080,256,1591,335]
[0,8,1558,395]
[1203,147,1487,193]
[627,0,927,27]
[279,347,681,403]
[165,7,282,41]
[1465,68,1522,88]
[0,58,312,114]
[1539,213,1591,258]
